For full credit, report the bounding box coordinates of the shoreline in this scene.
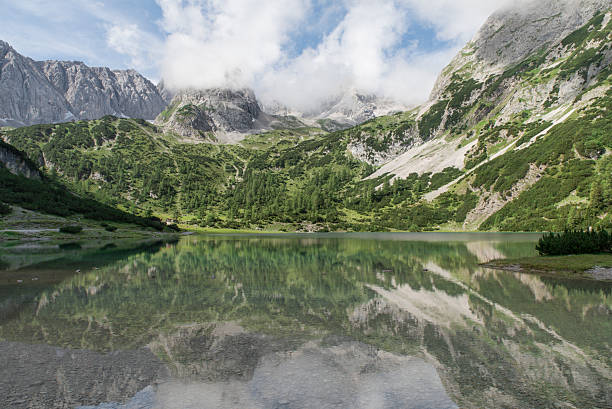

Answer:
[1,228,183,243]
[482,254,612,281]
[2,226,544,242]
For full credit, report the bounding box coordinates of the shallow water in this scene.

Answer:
[0,233,610,408]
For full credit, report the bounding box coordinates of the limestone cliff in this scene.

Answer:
[0,41,167,126]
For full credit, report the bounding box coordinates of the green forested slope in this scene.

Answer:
[2,116,466,231]
[3,97,609,232]
[0,135,176,231]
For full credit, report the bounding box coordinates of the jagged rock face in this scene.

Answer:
[0,41,167,126]
[0,41,73,127]
[39,61,167,120]
[191,88,261,132]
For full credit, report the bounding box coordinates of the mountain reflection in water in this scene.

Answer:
[0,233,610,409]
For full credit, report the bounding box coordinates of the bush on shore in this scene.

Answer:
[536,229,611,256]
[0,202,11,216]
[59,225,83,234]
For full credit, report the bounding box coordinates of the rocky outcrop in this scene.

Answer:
[0,41,167,126]
[38,61,166,120]
[0,139,41,179]
[0,41,73,127]
[156,88,306,142]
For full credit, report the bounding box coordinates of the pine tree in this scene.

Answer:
[590,183,603,211]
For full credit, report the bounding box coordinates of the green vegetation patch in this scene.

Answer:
[59,225,83,234]
[485,254,612,275]
[0,201,11,217]
[536,230,611,256]
[418,100,448,139]
[561,12,605,48]
[0,167,170,231]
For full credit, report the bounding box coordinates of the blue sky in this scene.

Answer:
[0,0,509,107]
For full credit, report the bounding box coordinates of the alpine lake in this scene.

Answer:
[0,233,610,409]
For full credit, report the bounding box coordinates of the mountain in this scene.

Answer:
[155,88,307,143]
[1,0,611,233]
[263,89,409,131]
[351,0,612,172]
[0,41,166,127]
[357,0,612,230]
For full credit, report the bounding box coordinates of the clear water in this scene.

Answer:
[0,233,610,409]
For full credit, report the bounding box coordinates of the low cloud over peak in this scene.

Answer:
[156,0,512,110]
[1,0,514,111]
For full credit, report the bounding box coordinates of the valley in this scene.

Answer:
[1,1,611,234]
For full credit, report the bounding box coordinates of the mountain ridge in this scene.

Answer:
[0,40,167,126]
[354,1,612,174]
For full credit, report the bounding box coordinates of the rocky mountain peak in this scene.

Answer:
[0,40,11,54]
[156,86,317,143]
[156,87,297,142]
[430,0,611,101]
[180,88,261,120]
[0,41,167,126]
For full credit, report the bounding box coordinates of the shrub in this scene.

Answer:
[536,229,611,256]
[0,202,11,216]
[59,225,83,234]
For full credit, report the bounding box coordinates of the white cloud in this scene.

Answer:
[400,0,513,42]
[156,0,309,90]
[257,0,413,110]
[106,23,163,72]
[156,0,515,109]
[3,0,520,109]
